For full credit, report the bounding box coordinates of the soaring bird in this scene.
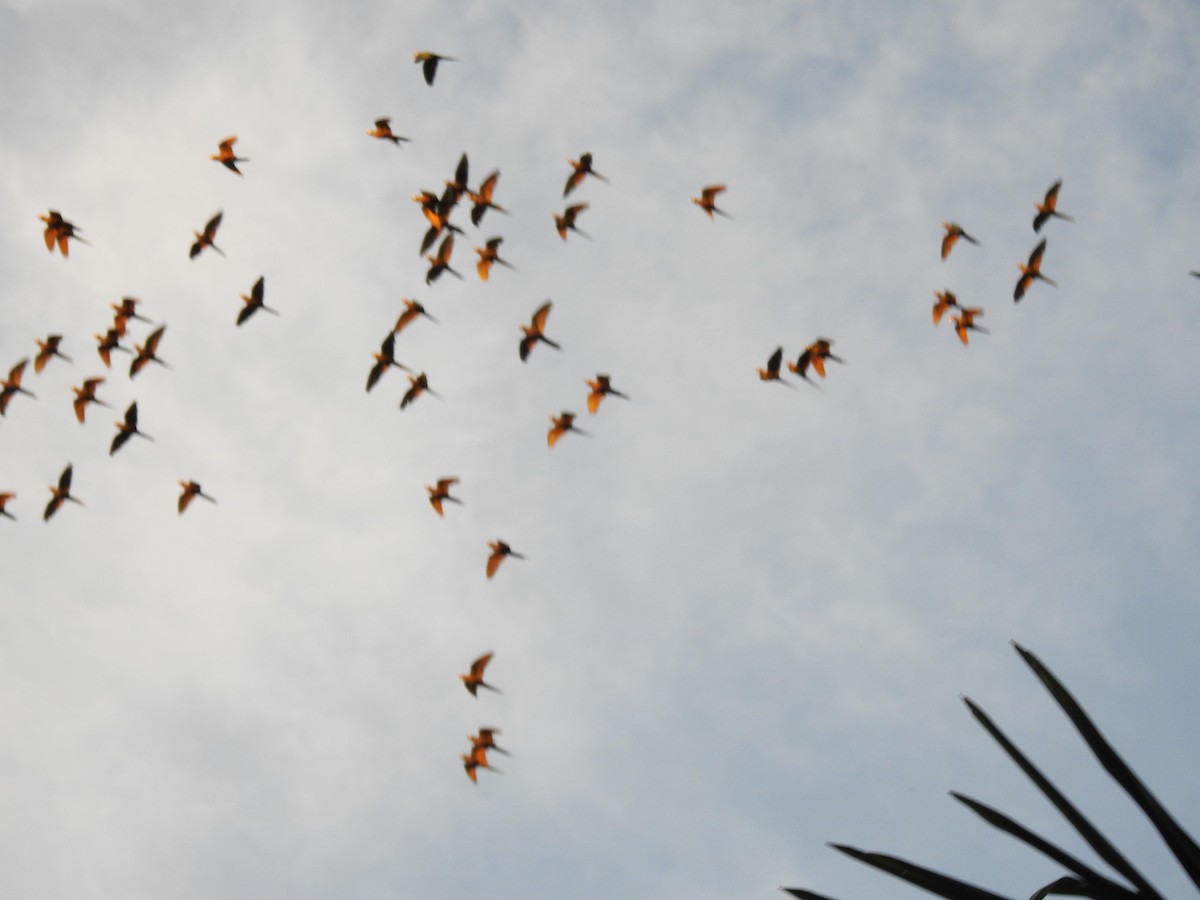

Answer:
[400,372,437,410]
[442,153,471,205]
[190,211,225,259]
[941,221,980,259]
[548,411,587,447]
[0,492,14,520]
[468,170,507,226]
[0,359,36,415]
[237,276,277,325]
[475,237,514,281]
[178,480,216,515]
[798,338,844,378]
[34,335,72,373]
[1014,238,1056,302]
[757,346,786,383]
[553,203,589,240]
[932,290,960,325]
[366,332,411,392]
[585,374,629,414]
[519,301,561,361]
[469,727,510,756]
[44,464,83,521]
[486,540,525,579]
[211,136,247,175]
[461,745,499,783]
[692,184,729,218]
[130,325,168,378]
[426,477,462,517]
[39,210,88,256]
[110,402,153,456]
[425,234,462,283]
[952,307,989,345]
[1032,180,1074,232]
[413,187,461,245]
[72,377,109,423]
[564,152,609,196]
[94,330,129,368]
[415,51,456,86]
[111,297,151,336]
[367,117,410,145]
[461,652,501,697]
[393,298,438,334]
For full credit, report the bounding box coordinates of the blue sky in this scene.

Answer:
[2,2,1200,898]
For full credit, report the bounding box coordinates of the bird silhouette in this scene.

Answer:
[469,727,510,756]
[178,480,216,515]
[393,298,438,334]
[1033,180,1074,232]
[426,477,462,517]
[692,184,729,218]
[366,332,411,392]
[0,492,15,521]
[210,136,247,175]
[564,152,609,196]
[1014,238,1056,302]
[72,377,109,423]
[932,290,960,325]
[585,374,629,414]
[941,221,980,259]
[796,338,844,378]
[548,411,588,447]
[415,51,455,86]
[236,276,277,325]
[486,540,525,579]
[461,745,500,783]
[130,325,168,378]
[425,234,462,283]
[468,170,507,226]
[554,203,589,240]
[190,211,225,259]
[111,297,151,336]
[475,237,514,281]
[952,307,989,345]
[757,346,787,383]
[461,652,501,697]
[110,402,153,456]
[33,335,72,373]
[400,372,438,410]
[519,301,561,361]
[444,152,470,205]
[44,463,83,521]
[367,117,410,145]
[0,359,36,415]
[39,210,88,256]
[94,330,129,368]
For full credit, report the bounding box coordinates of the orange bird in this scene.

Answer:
[444,152,470,205]
[72,377,109,423]
[564,152,609,197]
[130,325,168,378]
[470,728,509,757]
[0,492,15,521]
[393,298,438,333]
[111,297,151,336]
[178,480,216,515]
[1032,180,1073,233]
[415,51,455,86]
[94,330,130,368]
[400,372,438,410]
[367,117,410,145]
[790,338,844,379]
[519,301,561,361]
[1014,238,1056,302]
[548,411,587,447]
[553,203,589,240]
[952,307,988,346]
[39,210,88,256]
[237,276,277,325]
[461,652,501,697]
[468,170,507,226]
[486,540,525,579]
[426,477,462,516]
[461,745,500,783]
[692,184,729,218]
[110,402,153,456]
[0,360,36,415]
[366,332,411,392]
[941,222,980,259]
[425,234,462,284]
[44,463,83,521]
[190,211,225,259]
[475,237,514,281]
[34,335,72,373]
[211,136,247,175]
[414,187,459,241]
[757,346,787,383]
[932,290,960,325]
[585,374,629,414]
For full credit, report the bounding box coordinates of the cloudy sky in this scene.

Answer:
[3,1,1200,898]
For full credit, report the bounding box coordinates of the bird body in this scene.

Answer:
[44,464,83,521]
[952,307,989,345]
[366,332,410,391]
[941,221,980,259]
[486,540,525,579]
[72,377,108,423]
[461,652,501,697]
[111,297,151,336]
[211,136,247,175]
[0,492,14,520]
[585,374,629,414]
[393,299,437,333]
[932,290,959,325]
[237,276,277,325]
[475,237,514,281]
[425,234,462,283]
[400,372,437,410]
[758,346,786,383]
[190,211,224,259]
[548,411,586,447]
[554,203,589,240]
[426,477,461,516]
[110,402,153,455]
[39,210,88,256]
[34,335,72,373]
[0,359,36,415]
[1033,180,1073,232]
[178,480,216,514]
[468,170,506,226]
[130,326,167,378]
[415,51,455,86]
[1014,238,1056,302]
[564,152,608,196]
[692,184,729,218]
[367,117,410,144]
[519,301,561,361]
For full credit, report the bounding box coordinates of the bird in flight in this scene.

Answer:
[554,203,589,241]
[110,402,153,456]
[44,463,83,521]
[1032,180,1074,232]
[585,374,629,414]
[548,411,587,447]
[793,338,844,379]
[415,51,456,86]
[94,329,129,368]
[469,727,509,756]
[178,480,216,515]
[39,210,88,256]
[461,652,501,697]
[0,492,15,521]
[468,170,506,226]
[111,297,151,336]
[190,211,225,259]
[393,298,437,333]
[130,325,168,378]
[1014,238,1056,302]
[692,184,729,218]
[461,745,499,784]
[425,234,462,284]
[757,346,787,383]
[941,222,980,259]
[475,237,514,281]
[0,359,36,415]
[400,372,438,410]
[952,307,989,345]
[486,540,525,579]
[72,377,108,423]
[366,332,411,392]
[211,136,247,175]
[367,117,410,145]
[564,152,608,196]
[426,477,462,517]
[236,276,277,326]
[932,290,960,325]
[33,335,72,373]
[519,301,561,361]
